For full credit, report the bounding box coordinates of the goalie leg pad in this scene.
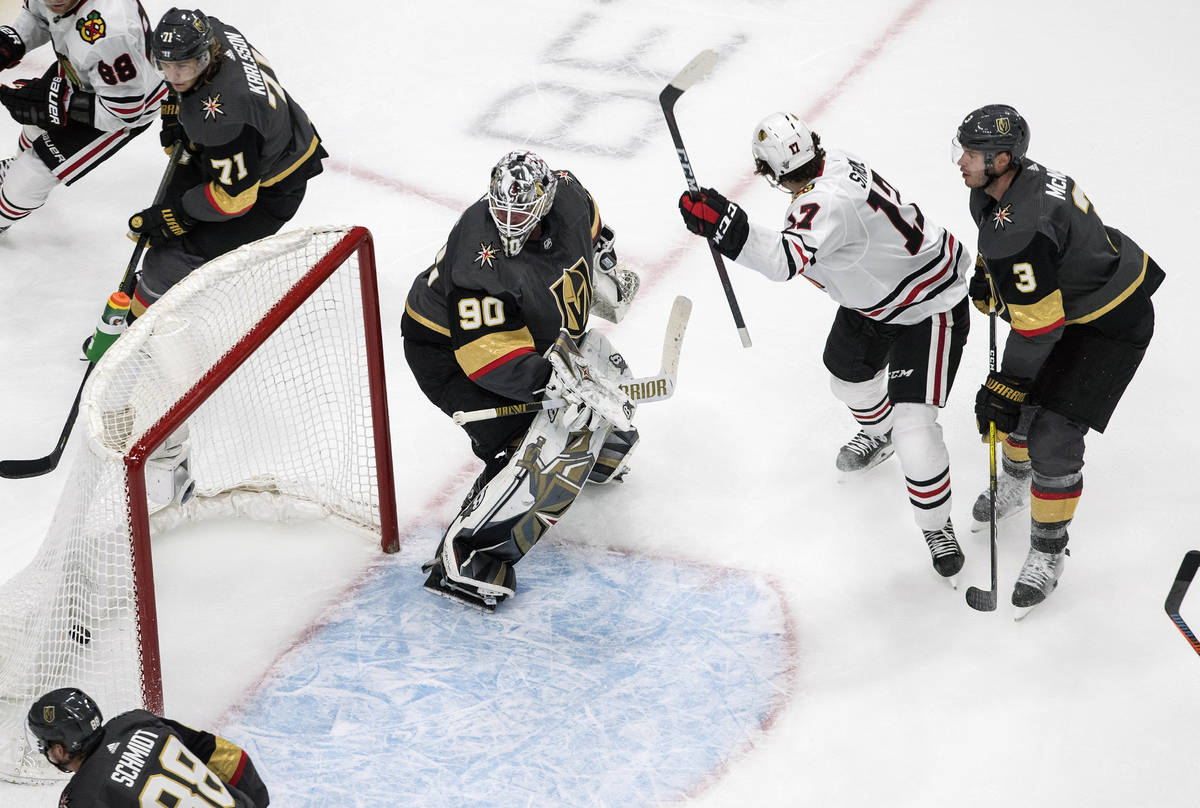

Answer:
[422,403,605,605]
[588,427,640,484]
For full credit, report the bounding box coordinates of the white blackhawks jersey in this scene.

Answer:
[12,0,166,131]
[737,149,970,325]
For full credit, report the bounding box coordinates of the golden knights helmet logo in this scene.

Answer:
[996,117,1011,135]
[43,705,55,723]
[550,259,591,337]
[76,11,106,44]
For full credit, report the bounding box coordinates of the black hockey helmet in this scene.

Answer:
[26,688,103,758]
[956,104,1030,170]
[152,8,214,63]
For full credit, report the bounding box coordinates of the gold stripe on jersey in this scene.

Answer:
[207,180,260,215]
[588,193,601,240]
[404,300,450,337]
[262,133,321,188]
[206,737,245,782]
[455,327,536,378]
[1007,290,1065,336]
[1065,252,1148,325]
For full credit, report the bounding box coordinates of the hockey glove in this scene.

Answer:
[544,331,634,432]
[678,187,749,259]
[159,95,186,151]
[0,75,93,128]
[0,26,24,71]
[594,223,618,273]
[128,201,197,247]
[975,372,1029,437]
[969,263,996,315]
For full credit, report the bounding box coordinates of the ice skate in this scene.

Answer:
[922,519,964,586]
[836,429,894,473]
[971,471,1030,529]
[1012,546,1069,619]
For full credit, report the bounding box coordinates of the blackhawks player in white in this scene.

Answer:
[677,112,972,583]
[0,0,166,232]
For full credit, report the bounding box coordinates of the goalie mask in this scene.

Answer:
[953,104,1030,172]
[488,151,558,257]
[751,112,820,190]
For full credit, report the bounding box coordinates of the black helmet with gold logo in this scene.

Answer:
[956,104,1030,170]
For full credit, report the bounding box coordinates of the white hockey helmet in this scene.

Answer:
[488,151,558,257]
[751,112,819,189]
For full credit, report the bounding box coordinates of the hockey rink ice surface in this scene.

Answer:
[1,0,1199,805]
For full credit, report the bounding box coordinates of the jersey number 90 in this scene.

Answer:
[459,297,506,330]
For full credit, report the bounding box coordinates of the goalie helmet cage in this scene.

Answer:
[0,225,399,784]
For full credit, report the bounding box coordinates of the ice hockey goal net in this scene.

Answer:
[0,225,398,783]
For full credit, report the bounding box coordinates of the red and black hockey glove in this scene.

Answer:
[128,201,197,247]
[975,372,1028,437]
[0,26,24,71]
[0,74,92,128]
[678,187,749,259]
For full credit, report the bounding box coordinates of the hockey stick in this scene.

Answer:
[453,295,692,425]
[966,305,1000,611]
[0,143,184,479]
[660,50,752,349]
[1165,550,1200,657]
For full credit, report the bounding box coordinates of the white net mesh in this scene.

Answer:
[0,226,391,783]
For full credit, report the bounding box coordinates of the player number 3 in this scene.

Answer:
[458,297,505,330]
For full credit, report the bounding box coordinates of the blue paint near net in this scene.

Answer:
[221,539,789,807]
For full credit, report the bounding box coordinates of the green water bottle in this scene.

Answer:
[84,291,131,364]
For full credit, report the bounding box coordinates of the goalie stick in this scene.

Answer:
[452,295,692,425]
[966,306,1000,612]
[659,49,752,349]
[0,142,185,479]
[1166,550,1200,658]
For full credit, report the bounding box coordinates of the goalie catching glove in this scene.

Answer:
[0,74,93,128]
[975,371,1029,438]
[129,202,196,246]
[544,330,635,433]
[678,187,749,259]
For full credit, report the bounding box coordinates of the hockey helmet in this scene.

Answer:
[26,688,103,766]
[751,112,820,189]
[955,104,1030,170]
[488,151,558,257]
[152,8,215,65]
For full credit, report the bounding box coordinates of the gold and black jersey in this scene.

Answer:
[969,159,1159,342]
[401,171,603,402]
[58,710,268,808]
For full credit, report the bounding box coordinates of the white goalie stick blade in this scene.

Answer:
[668,49,719,93]
[452,296,693,425]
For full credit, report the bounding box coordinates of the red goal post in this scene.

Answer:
[0,225,398,784]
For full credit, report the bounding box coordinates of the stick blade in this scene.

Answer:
[667,49,719,93]
[659,295,692,381]
[965,585,998,612]
[0,455,60,479]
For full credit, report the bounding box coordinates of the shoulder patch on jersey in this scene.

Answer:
[555,171,573,184]
[200,94,225,120]
[474,243,498,268]
[992,203,1013,230]
[76,11,106,44]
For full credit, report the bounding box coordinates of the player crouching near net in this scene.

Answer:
[677,113,973,584]
[402,151,642,611]
[26,687,268,807]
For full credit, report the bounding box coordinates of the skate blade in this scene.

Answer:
[944,574,959,591]
[422,568,499,613]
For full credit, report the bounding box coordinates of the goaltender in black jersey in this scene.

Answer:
[26,687,269,808]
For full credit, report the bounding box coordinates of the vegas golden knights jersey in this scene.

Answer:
[969,158,1163,343]
[57,710,268,808]
[402,170,603,402]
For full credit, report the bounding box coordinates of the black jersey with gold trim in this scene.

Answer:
[401,170,603,402]
[57,710,268,808]
[969,158,1159,342]
[175,17,324,224]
